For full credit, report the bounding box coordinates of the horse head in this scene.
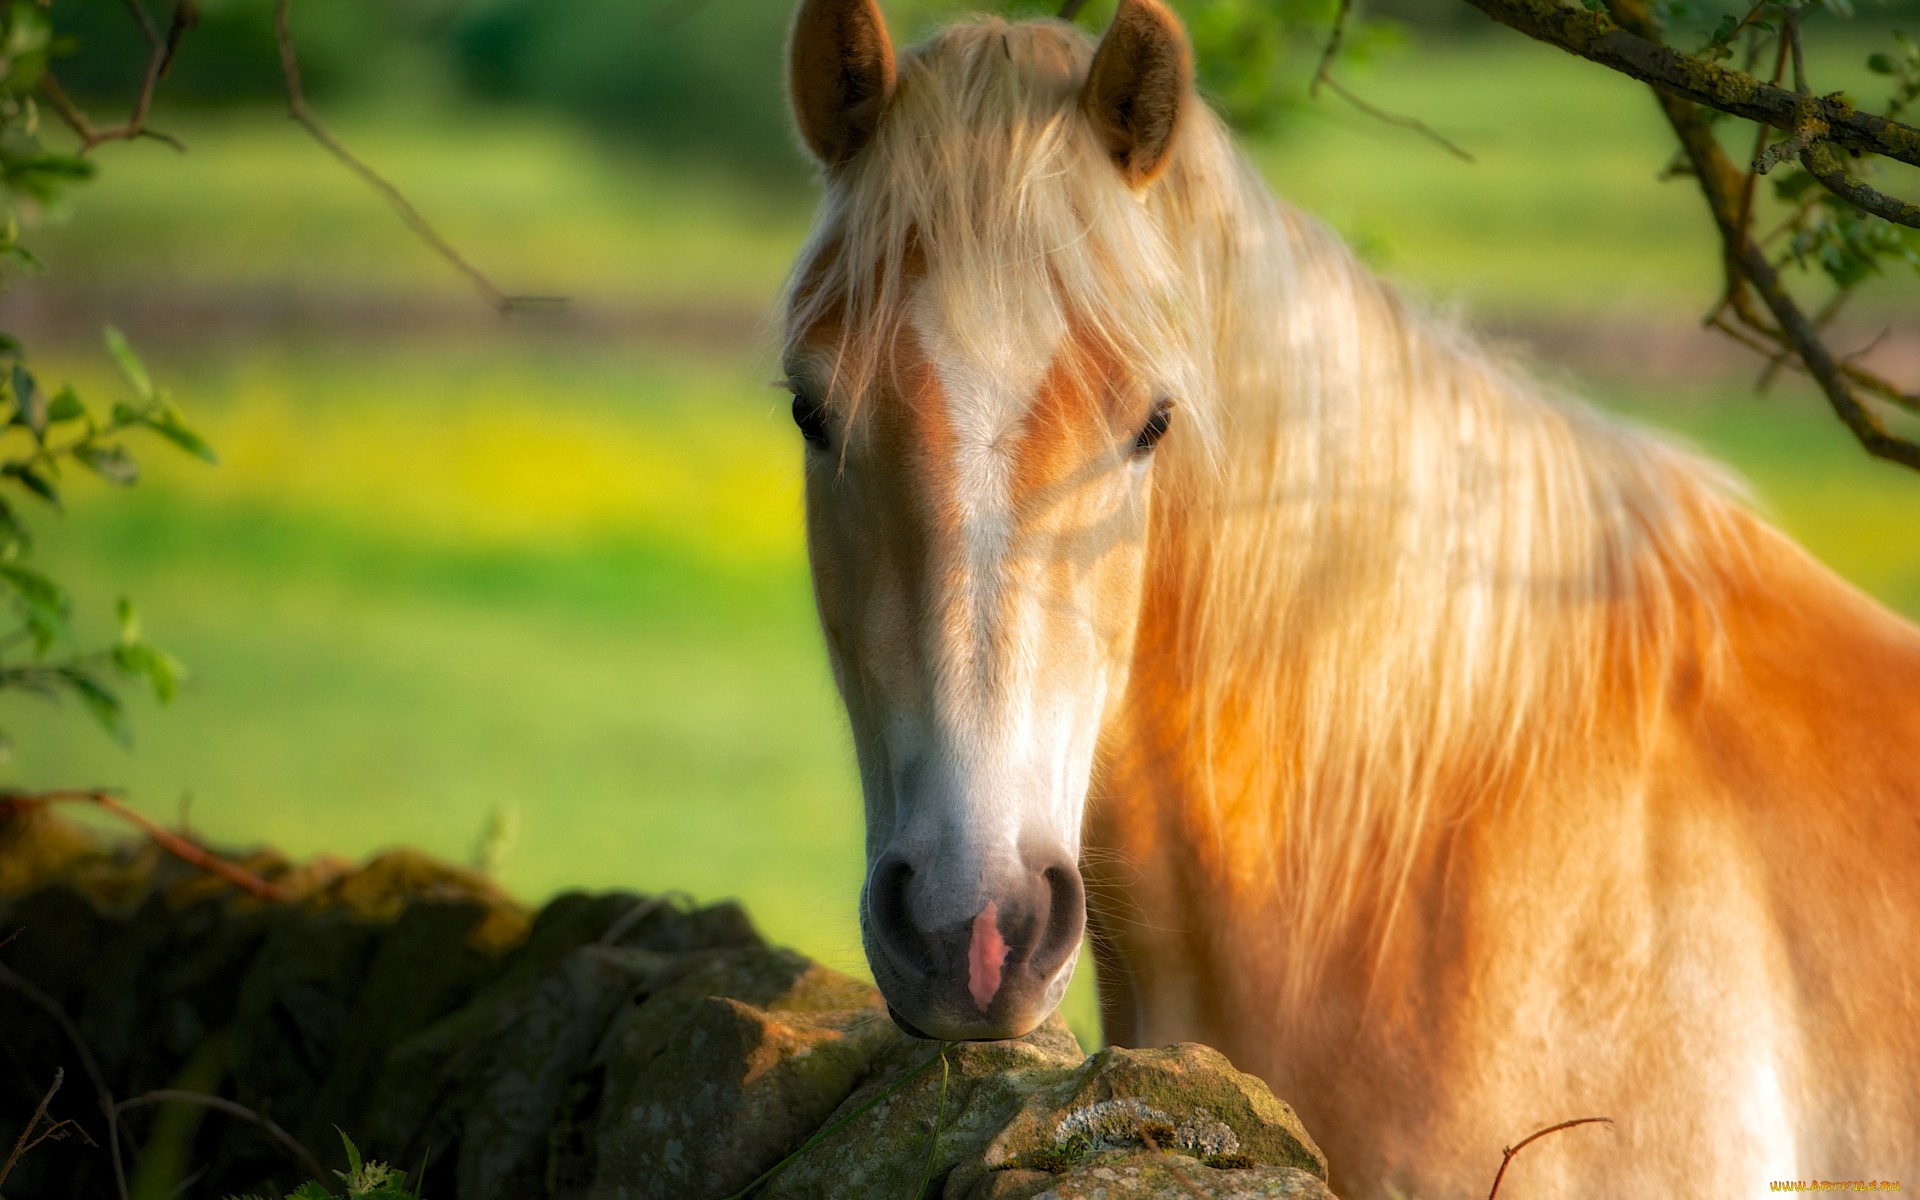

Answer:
[781,0,1196,1040]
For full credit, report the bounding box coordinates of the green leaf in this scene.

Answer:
[56,667,127,743]
[10,364,43,437]
[145,409,218,464]
[1868,52,1897,75]
[0,494,29,556]
[288,1185,338,1200]
[0,560,70,655]
[338,1130,364,1180]
[104,326,152,401]
[46,385,83,423]
[112,640,182,704]
[2,461,60,507]
[73,442,139,485]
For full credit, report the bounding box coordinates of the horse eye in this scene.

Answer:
[791,389,830,448]
[1133,398,1174,456]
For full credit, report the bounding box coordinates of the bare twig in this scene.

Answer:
[0,789,291,902]
[1785,7,1806,96]
[1310,0,1353,101]
[1485,1117,1613,1200]
[39,10,188,159]
[0,961,128,1200]
[0,1069,91,1188]
[121,0,162,50]
[273,0,564,316]
[1318,75,1476,162]
[1310,0,1474,162]
[116,1090,324,1182]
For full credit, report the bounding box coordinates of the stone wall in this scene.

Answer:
[0,808,1335,1199]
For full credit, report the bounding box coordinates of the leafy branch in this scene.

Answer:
[1461,0,1920,469]
[0,329,212,752]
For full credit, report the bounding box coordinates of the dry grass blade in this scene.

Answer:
[115,1090,324,1182]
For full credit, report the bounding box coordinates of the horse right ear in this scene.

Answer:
[1082,0,1192,188]
[789,0,896,168]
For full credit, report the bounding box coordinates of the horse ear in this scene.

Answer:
[1082,0,1192,187]
[789,0,897,168]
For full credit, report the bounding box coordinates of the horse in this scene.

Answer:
[777,1,1920,1195]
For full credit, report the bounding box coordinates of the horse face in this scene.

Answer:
[786,0,1191,1041]
[788,312,1169,1039]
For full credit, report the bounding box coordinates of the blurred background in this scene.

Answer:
[2,0,1915,1042]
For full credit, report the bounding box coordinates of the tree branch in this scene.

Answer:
[1799,141,1920,229]
[1311,0,1475,161]
[272,0,563,316]
[0,789,291,902]
[1593,0,1920,470]
[38,3,195,155]
[1058,0,1090,20]
[1457,0,1920,169]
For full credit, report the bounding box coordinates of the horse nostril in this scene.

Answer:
[1031,860,1087,978]
[867,855,934,975]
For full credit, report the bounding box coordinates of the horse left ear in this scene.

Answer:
[789,0,897,168]
[1082,0,1192,188]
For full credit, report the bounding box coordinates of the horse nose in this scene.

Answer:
[866,851,1085,1039]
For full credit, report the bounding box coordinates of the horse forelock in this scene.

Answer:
[782,11,1759,1004]
[782,17,1209,445]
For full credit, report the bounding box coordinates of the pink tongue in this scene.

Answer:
[967,902,1007,1013]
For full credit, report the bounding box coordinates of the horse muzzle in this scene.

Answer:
[863,850,1086,1041]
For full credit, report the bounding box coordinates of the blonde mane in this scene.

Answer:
[784,16,1750,998]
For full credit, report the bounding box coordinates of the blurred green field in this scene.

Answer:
[4,32,1917,1044]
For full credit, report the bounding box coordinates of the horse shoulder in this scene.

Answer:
[1661,517,1920,1168]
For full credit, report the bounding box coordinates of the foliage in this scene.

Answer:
[0,0,212,757]
[228,1132,422,1200]
[1462,0,1920,466]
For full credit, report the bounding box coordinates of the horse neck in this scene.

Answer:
[1124,138,1738,969]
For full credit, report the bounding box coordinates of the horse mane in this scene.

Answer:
[784,17,1752,999]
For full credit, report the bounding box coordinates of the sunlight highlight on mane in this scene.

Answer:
[783,19,1207,439]
[786,15,1754,1003]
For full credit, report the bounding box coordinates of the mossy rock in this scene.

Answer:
[966,1152,1338,1199]
[950,1043,1327,1196]
[755,1017,1087,1200]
